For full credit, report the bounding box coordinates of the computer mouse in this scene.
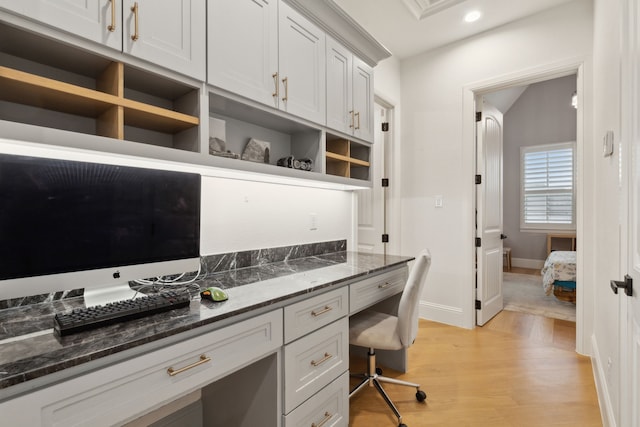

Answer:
[200,286,228,302]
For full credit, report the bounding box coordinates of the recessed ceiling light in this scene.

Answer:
[464,10,482,23]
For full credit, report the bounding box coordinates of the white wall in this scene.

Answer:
[398,0,594,329]
[200,176,353,254]
[591,0,623,424]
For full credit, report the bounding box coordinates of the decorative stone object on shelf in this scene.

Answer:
[209,137,240,159]
[241,138,271,163]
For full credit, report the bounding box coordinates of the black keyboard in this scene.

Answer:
[54,290,191,336]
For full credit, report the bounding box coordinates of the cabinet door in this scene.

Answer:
[278,1,326,124]
[123,0,205,80]
[352,56,374,142]
[326,37,352,136]
[208,0,278,108]
[0,0,122,51]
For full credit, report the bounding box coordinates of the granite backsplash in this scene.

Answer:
[0,240,347,310]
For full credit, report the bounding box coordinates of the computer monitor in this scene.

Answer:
[0,151,201,306]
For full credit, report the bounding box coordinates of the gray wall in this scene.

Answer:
[500,75,577,263]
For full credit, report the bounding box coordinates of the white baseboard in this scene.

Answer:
[512,257,545,270]
[591,334,616,427]
[419,301,465,328]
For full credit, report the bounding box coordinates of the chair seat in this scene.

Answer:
[349,310,402,350]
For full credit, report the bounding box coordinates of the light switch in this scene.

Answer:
[435,196,443,208]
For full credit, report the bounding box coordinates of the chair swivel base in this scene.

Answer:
[349,349,426,427]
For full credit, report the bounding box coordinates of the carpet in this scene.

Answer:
[503,272,576,322]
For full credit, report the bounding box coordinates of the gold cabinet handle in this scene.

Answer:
[311,306,332,317]
[282,77,288,102]
[167,354,211,376]
[310,352,333,367]
[378,282,390,289]
[355,111,361,130]
[130,2,140,41]
[272,72,279,98]
[107,0,116,32]
[349,110,354,128]
[312,412,333,427]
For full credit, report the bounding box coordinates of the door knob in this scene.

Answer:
[611,275,633,296]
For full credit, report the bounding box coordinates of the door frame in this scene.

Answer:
[374,94,401,256]
[462,58,590,354]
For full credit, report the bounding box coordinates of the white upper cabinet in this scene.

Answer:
[0,0,122,51]
[123,0,206,81]
[326,37,373,142]
[0,0,205,80]
[277,1,325,124]
[208,0,278,107]
[208,0,325,125]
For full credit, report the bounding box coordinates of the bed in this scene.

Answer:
[541,251,577,303]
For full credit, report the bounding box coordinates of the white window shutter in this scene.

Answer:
[521,142,575,230]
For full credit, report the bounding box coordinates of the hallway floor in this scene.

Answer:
[349,310,601,426]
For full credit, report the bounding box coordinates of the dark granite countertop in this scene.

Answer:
[0,251,412,400]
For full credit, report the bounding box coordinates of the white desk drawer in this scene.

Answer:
[283,371,348,427]
[26,310,283,427]
[349,267,408,314]
[284,287,348,343]
[283,317,348,413]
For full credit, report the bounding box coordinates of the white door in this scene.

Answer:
[620,0,640,424]
[123,0,206,80]
[357,103,386,254]
[278,1,326,124]
[208,0,278,107]
[476,99,504,326]
[0,0,122,50]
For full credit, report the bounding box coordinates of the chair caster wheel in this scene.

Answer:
[416,390,427,402]
[375,367,383,375]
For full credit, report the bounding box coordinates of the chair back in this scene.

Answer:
[397,249,431,347]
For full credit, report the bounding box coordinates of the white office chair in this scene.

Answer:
[349,249,431,427]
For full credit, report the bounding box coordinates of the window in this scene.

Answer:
[520,142,576,231]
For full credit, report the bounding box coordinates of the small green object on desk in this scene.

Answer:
[200,287,228,302]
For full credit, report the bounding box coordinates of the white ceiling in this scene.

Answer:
[333,0,577,59]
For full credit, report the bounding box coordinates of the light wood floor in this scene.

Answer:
[349,310,601,427]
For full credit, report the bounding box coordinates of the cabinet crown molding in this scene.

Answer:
[284,0,391,67]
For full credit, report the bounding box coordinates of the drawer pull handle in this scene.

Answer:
[310,352,333,367]
[312,411,333,427]
[355,111,361,130]
[349,110,355,128]
[282,77,289,102]
[130,2,140,41]
[311,306,332,317]
[378,282,390,289]
[272,72,279,98]
[167,354,211,377]
[107,0,116,32]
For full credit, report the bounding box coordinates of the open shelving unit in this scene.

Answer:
[0,22,200,153]
[325,134,371,180]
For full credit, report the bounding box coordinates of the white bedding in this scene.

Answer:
[541,251,576,295]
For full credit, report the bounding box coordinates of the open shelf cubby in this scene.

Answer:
[208,92,322,176]
[0,22,200,153]
[325,134,371,180]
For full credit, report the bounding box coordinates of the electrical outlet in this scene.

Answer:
[309,213,318,231]
[435,195,443,208]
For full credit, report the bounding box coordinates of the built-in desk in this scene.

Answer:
[0,251,413,427]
